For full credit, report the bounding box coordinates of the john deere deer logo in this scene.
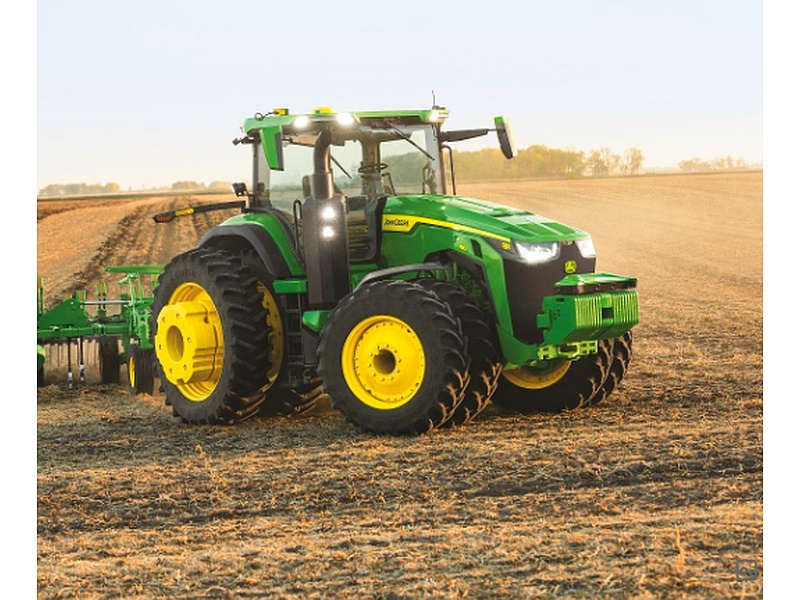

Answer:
[564,260,577,274]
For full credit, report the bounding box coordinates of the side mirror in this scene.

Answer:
[261,125,285,171]
[231,182,249,197]
[494,116,517,159]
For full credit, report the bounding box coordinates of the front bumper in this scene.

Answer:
[498,272,639,367]
[538,273,639,345]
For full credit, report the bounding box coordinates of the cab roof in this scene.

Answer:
[242,107,450,135]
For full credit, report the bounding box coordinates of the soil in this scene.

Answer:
[37,172,763,598]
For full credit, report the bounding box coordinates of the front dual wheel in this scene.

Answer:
[494,333,633,413]
[318,281,470,435]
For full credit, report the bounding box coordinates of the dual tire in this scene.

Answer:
[239,251,324,418]
[318,280,470,435]
[412,279,501,427]
[493,332,633,414]
[152,247,272,424]
[151,247,323,425]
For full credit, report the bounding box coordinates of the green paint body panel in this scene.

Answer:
[383,194,591,245]
[377,194,599,345]
[301,310,330,332]
[217,212,305,276]
[538,289,640,346]
[272,279,307,294]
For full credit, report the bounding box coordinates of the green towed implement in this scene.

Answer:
[144,105,640,434]
[37,265,162,394]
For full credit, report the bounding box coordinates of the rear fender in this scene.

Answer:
[199,222,299,279]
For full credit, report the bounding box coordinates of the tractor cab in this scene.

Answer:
[234,108,450,263]
[232,107,515,263]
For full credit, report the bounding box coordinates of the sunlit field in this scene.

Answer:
[38,172,762,598]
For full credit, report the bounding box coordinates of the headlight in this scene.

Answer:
[575,238,596,258]
[335,112,355,126]
[321,205,337,220]
[293,115,311,129]
[515,241,560,264]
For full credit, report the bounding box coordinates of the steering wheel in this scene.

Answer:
[358,162,389,175]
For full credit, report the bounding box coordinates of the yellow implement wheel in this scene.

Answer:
[501,360,571,390]
[155,281,224,402]
[341,315,426,410]
[128,342,155,396]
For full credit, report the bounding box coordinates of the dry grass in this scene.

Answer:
[37,172,763,598]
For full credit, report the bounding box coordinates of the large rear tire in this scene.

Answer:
[414,279,501,427]
[152,247,272,424]
[494,339,613,413]
[318,280,470,435]
[239,251,324,417]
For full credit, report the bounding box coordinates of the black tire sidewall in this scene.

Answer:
[414,279,501,425]
[98,337,121,384]
[128,343,155,395]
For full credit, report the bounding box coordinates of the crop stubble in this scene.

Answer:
[37,173,762,599]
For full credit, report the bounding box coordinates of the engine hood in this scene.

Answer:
[382,194,589,243]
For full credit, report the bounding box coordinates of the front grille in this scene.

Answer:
[502,244,595,344]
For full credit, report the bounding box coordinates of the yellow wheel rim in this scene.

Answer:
[154,282,223,402]
[502,361,571,390]
[257,281,283,391]
[341,315,425,410]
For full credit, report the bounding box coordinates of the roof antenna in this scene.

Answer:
[431,90,443,110]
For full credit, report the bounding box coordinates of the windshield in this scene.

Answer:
[263,124,443,213]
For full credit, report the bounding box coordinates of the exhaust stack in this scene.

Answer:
[302,129,351,309]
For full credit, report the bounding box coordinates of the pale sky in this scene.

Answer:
[36,0,763,190]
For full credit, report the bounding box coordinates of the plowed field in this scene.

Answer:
[37,172,763,598]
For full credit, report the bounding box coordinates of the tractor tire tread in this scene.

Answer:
[414,279,502,427]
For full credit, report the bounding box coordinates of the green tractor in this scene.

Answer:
[151,106,638,435]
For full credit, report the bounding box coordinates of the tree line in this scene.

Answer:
[451,144,645,180]
[677,156,751,172]
[39,147,759,197]
[38,180,232,196]
[38,182,121,196]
